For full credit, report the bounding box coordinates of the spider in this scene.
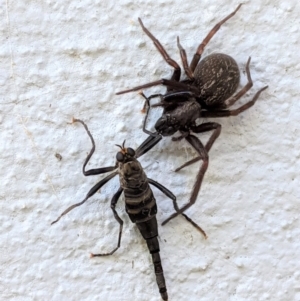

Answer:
[116,4,268,227]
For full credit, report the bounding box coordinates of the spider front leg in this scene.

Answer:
[139,92,165,136]
[91,187,124,257]
[140,91,199,137]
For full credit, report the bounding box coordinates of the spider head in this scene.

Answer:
[155,114,179,136]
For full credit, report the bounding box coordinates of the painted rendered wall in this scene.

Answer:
[1,1,299,300]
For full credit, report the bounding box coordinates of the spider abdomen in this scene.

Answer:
[194,53,240,108]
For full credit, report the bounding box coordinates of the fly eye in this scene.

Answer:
[116,152,124,162]
[127,148,135,157]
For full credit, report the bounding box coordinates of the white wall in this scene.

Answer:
[1,1,300,300]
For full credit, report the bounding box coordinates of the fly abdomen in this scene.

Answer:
[152,251,168,301]
[124,183,158,223]
[118,147,168,299]
[136,216,168,301]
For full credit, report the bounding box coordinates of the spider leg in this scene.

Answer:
[148,178,206,238]
[91,187,124,257]
[174,122,221,171]
[144,90,197,110]
[177,36,194,80]
[116,78,199,95]
[224,57,254,108]
[201,86,268,118]
[162,91,196,103]
[138,18,181,83]
[190,4,243,72]
[139,92,165,136]
[222,58,269,109]
[162,134,209,225]
[177,84,267,172]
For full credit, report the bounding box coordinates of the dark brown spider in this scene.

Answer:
[117,4,268,228]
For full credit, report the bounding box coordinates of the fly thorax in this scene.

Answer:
[119,160,147,190]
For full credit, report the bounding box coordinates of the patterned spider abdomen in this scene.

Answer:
[194,53,240,108]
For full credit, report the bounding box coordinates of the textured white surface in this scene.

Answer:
[1,1,300,300]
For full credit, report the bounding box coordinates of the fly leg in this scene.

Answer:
[91,187,124,257]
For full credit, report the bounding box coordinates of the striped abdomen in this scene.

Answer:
[119,160,157,224]
[119,159,168,300]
